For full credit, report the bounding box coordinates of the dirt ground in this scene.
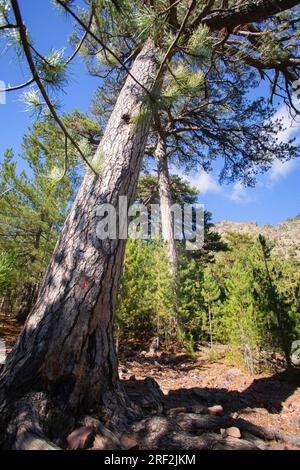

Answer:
[0,319,21,353]
[119,344,300,449]
[1,319,300,450]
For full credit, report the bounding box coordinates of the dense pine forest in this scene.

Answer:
[0,0,300,454]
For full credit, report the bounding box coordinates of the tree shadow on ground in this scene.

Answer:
[122,367,300,450]
[120,346,300,413]
[166,367,300,414]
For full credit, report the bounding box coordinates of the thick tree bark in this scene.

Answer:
[0,38,160,448]
[201,0,300,31]
[154,135,178,272]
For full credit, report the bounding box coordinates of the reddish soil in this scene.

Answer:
[1,321,300,450]
[119,346,300,449]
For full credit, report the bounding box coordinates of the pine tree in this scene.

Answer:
[258,235,296,366]
[0,252,15,297]
[206,233,300,368]
[224,259,260,375]
[117,239,178,345]
[202,267,221,348]
[0,112,92,322]
[177,254,204,345]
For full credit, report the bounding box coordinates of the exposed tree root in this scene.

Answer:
[126,378,300,451]
[235,417,300,448]
[130,416,260,450]
[1,376,299,450]
[14,433,61,451]
[1,392,62,450]
[80,416,124,448]
[172,412,300,448]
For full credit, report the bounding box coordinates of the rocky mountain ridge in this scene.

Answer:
[214,214,300,260]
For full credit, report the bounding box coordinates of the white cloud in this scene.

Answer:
[190,170,221,194]
[230,182,251,204]
[268,104,300,183]
[269,159,298,182]
[170,167,221,194]
[272,103,299,143]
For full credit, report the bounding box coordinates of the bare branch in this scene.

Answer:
[152,0,197,89]
[201,0,300,32]
[159,0,183,17]
[11,0,98,175]
[55,0,152,98]
[190,0,216,30]
[65,8,94,65]
[0,77,34,92]
[0,23,17,30]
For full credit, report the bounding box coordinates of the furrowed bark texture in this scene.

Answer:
[202,0,300,31]
[154,136,178,272]
[0,39,159,444]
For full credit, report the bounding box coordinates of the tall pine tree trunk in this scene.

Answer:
[154,134,178,272]
[0,39,159,448]
[154,134,179,340]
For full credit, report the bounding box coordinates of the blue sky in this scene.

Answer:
[181,102,300,225]
[0,0,299,226]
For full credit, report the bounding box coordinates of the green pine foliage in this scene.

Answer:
[177,251,205,345]
[0,251,16,296]
[212,234,300,370]
[202,267,221,348]
[116,230,300,369]
[0,111,98,314]
[117,238,177,343]
[223,258,261,374]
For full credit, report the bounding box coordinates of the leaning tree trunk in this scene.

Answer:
[154,135,178,272]
[0,39,160,449]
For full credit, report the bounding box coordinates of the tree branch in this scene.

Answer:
[65,8,94,65]
[55,0,152,98]
[152,0,197,89]
[202,0,300,32]
[11,0,98,175]
[0,23,17,30]
[0,77,34,92]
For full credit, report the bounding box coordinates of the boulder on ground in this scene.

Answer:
[67,426,94,450]
[208,405,223,415]
[120,435,139,450]
[221,427,241,439]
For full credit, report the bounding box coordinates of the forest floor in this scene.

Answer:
[119,343,300,450]
[1,318,300,450]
